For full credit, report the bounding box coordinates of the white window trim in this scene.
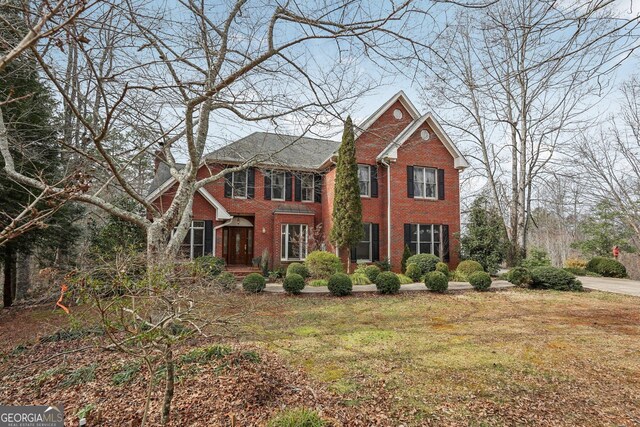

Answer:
[355,223,373,262]
[231,170,248,199]
[300,173,315,203]
[413,166,437,200]
[281,224,308,261]
[175,220,206,260]
[271,170,286,201]
[410,224,442,257]
[358,164,371,198]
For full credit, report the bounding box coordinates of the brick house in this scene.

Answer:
[146,91,468,272]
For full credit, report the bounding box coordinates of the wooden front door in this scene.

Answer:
[226,227,253,265]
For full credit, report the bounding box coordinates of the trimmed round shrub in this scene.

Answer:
[564,257,588,270]
[242,273,266,293]
[586,256,627,278]
[424,271,448,293]
[435,262,449,276]
[214,271,237,291]
[469,271,491,291]
[304,251,343,279]
[456,260,484,278]
[328,273,352,296]
[364,265,381,282]
[405,263,422,282]
[506,267,532,287]
[286,262,309,279]
[530,266,583,291]
[267,408,327,427]
[375,271,401,294]
[406,253,440,278]
[283,273,305,294]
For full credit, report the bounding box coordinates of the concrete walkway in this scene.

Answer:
[264,280,514,294]
[579,276,640,297]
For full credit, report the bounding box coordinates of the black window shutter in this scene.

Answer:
[407,166,414,198]
[294,174,302,201]
[437,169,445,200]
[442,224,450,262]
[372,223,380,261]
[224,172,232,198]
[204,220,213,255]
[247,168,255,199]
[371,166,378,198]
[264,170,271,200]
[285,172,293,201]
[350,246,357,262]
[404,224,412,252]
[314,174,322,203]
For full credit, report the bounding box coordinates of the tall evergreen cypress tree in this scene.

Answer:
[329,116,363,271]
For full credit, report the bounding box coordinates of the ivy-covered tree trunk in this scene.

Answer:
[329,116,363,272]
[3,246,15,307]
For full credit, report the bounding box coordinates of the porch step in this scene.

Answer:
[226,266,261,279]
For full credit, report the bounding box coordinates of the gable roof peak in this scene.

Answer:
[354,91,421,137]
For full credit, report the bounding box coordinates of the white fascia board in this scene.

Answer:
[354,91,421,138]
[145,177,177,203]
[197,188,232,220]
[376,113,470,170]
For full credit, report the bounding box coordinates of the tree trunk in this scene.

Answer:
[161,343,175,425]
[3,246,14,307]
[16,252,30,300]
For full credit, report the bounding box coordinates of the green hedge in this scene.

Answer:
[375,271,401,294]
[283,273,305,294]
[424,271,448,293]
[586,257,626,278]
[364,265,381,282]
[456,260,484,279]
[405,263,422,282]
[242,273,266,293]
[406,253,440,278]
[469,271,491,291]
[530,267,583,291]
[328,273,352,296]
[506,267,532,287]
[304,251,343,279]
[286,262,309,279]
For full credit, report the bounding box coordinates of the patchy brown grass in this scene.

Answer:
[1,288,640,426]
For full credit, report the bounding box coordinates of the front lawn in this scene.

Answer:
[2,289,640,426]
[210,289,640,426]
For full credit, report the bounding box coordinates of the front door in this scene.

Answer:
[226,227,253,265]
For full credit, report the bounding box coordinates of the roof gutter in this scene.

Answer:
[380,157,393,261]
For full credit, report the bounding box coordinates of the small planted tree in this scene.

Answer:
[459,196,507,273]
[329,116,363,272]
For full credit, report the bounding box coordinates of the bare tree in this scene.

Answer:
[0,0,454,270]
[575,77,640,246]
[420,0,639,264]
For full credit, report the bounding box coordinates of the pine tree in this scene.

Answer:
[459,196,507,274]
[329,116,363,271]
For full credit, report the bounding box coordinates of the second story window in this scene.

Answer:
[413,167,437,199]
[301,173,314,202]
[232,170,248,198]
[271,171,286,200]
[358,165,371,196]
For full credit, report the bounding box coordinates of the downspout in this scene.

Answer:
[380,157,392,261]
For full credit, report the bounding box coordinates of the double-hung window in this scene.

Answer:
[271,171,286,200]
[409,224,441,257]
[358,165,371,196]
[355,223,372,261]
[178,220,205,260]
[232,170,248,198]
[301,173,314,202]
[281,224,308,261]
[413,167,437,199]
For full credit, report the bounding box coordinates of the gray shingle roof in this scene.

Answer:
[205,132,340,170]
[147,162,183,195]
[273,204,315,215]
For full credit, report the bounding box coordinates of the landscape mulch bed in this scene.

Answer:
[0,335,395,426]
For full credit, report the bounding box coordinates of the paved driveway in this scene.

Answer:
[579,276,640,297]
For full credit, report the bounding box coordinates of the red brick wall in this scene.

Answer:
[151,97,462,273]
